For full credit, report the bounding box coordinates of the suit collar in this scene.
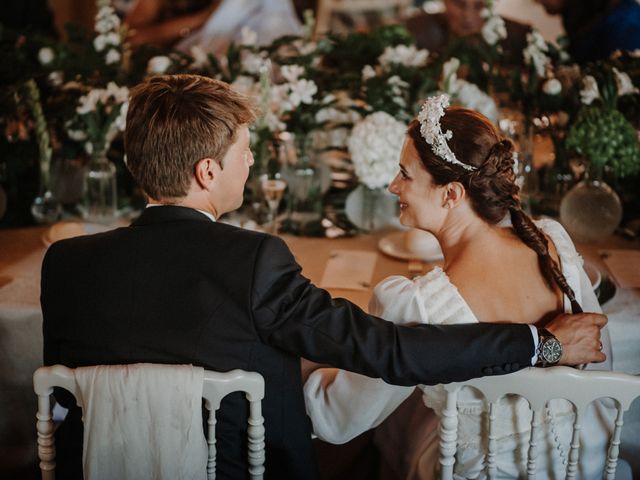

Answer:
[131,205,213,226]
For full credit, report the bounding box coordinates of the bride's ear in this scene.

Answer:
[442,182,466,209]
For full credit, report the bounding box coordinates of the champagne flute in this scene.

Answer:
[262,177,287,235]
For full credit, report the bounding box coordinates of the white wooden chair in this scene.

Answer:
[33,364,265,480]
[438,366,640,480]
[314,0,412,37]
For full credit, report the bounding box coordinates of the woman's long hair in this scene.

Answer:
[408,107,582,312]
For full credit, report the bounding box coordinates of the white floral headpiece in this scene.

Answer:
[417,94,476,171]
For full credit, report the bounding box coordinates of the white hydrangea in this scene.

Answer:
[613,68,638,96]
[482,14,507,46]
[348,112,406,189]
[523,30,550,78]
[147,56,172,74]
[38,47,55,65]
[378,44,429,69]
[543,77,562,95]
[580,75,600,105]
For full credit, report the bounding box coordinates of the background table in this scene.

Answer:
[0,225,638,477]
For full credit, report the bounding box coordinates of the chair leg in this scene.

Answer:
[36,393,56,480]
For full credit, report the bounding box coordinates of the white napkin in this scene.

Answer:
[75,363,207,480]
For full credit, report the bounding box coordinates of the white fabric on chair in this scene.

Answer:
[74,363,208,480]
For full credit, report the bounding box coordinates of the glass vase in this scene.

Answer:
[83,152,118,224]
[559,168,622,243]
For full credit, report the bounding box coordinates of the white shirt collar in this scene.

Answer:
[146,204,216,222]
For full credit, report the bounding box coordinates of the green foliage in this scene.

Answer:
[322,25,413,73]
[566,106,640,178]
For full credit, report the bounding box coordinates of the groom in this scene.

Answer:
[41,74,607,479]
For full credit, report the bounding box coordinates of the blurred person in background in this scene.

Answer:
[126,0,302,54]
[535,0,640,62]
[405,0,531,64]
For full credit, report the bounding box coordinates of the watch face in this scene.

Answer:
[542,338,562,364]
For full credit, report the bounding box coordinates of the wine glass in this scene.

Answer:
[262,176,287,235]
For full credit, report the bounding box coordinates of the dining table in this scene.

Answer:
[0,221,638,476]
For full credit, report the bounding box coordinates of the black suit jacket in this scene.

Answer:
[41,205,534,479]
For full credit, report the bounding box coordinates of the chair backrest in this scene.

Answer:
[33,364,265,480]
[437,366,640,480]
[314,0,412,37]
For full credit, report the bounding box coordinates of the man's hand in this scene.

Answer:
[546,312,608,365]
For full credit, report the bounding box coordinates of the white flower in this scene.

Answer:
[103,82,129,104]
[543,78,562,95]
[67,128,87,141]
[523,31,550,78]
[114,101,128,131]
[441,57,460,92]
[361,65,376,81]
[580,75,600,105]
[48,71,64,86]
[147,55,172,74]
[95,6,120,33]
[105,32,120,47]
[287,78,317,107]
[84,141,94,155]
[378,44,429,69]
[231,75,258,96]
[613,68,638,96]
[105,48,121,65]
[77,89,103,115]
[455,81,498,122]
[241,51,268,74]
[263,111,285,132]
[482,15,507,46]
[94,34,107,52]
[38,47,55,65]
[281,64,305,83]
[190,46,209,69]
[348,111,406,189]
[240,27,258,47]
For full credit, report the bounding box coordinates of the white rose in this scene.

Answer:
[147,56,172,74]
[543,78,562,95]
[38,47,55,65]
[580,75,600,105]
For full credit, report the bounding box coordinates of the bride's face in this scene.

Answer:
[388,137,449,232]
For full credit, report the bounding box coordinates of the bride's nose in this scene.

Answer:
[388,175,400,195]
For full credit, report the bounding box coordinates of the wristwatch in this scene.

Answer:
[536,328,563,367]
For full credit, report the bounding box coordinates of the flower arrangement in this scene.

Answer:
[347,111,405,189]
[66,82,129,157]
[441,57,498,122]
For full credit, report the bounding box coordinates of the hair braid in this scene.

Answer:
[509,207,583,313]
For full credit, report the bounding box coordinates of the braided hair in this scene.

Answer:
[408,107,582,313]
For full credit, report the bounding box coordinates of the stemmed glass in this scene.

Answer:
[261,176,287,235]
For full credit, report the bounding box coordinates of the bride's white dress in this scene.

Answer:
[304,219,615,479]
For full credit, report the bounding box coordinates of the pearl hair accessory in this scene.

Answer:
[417,94,477,171]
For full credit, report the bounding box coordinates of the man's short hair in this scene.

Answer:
[125,74,257,200]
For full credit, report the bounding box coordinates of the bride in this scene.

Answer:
[304,95,615,479]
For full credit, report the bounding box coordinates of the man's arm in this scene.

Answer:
[251,236,581,386]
